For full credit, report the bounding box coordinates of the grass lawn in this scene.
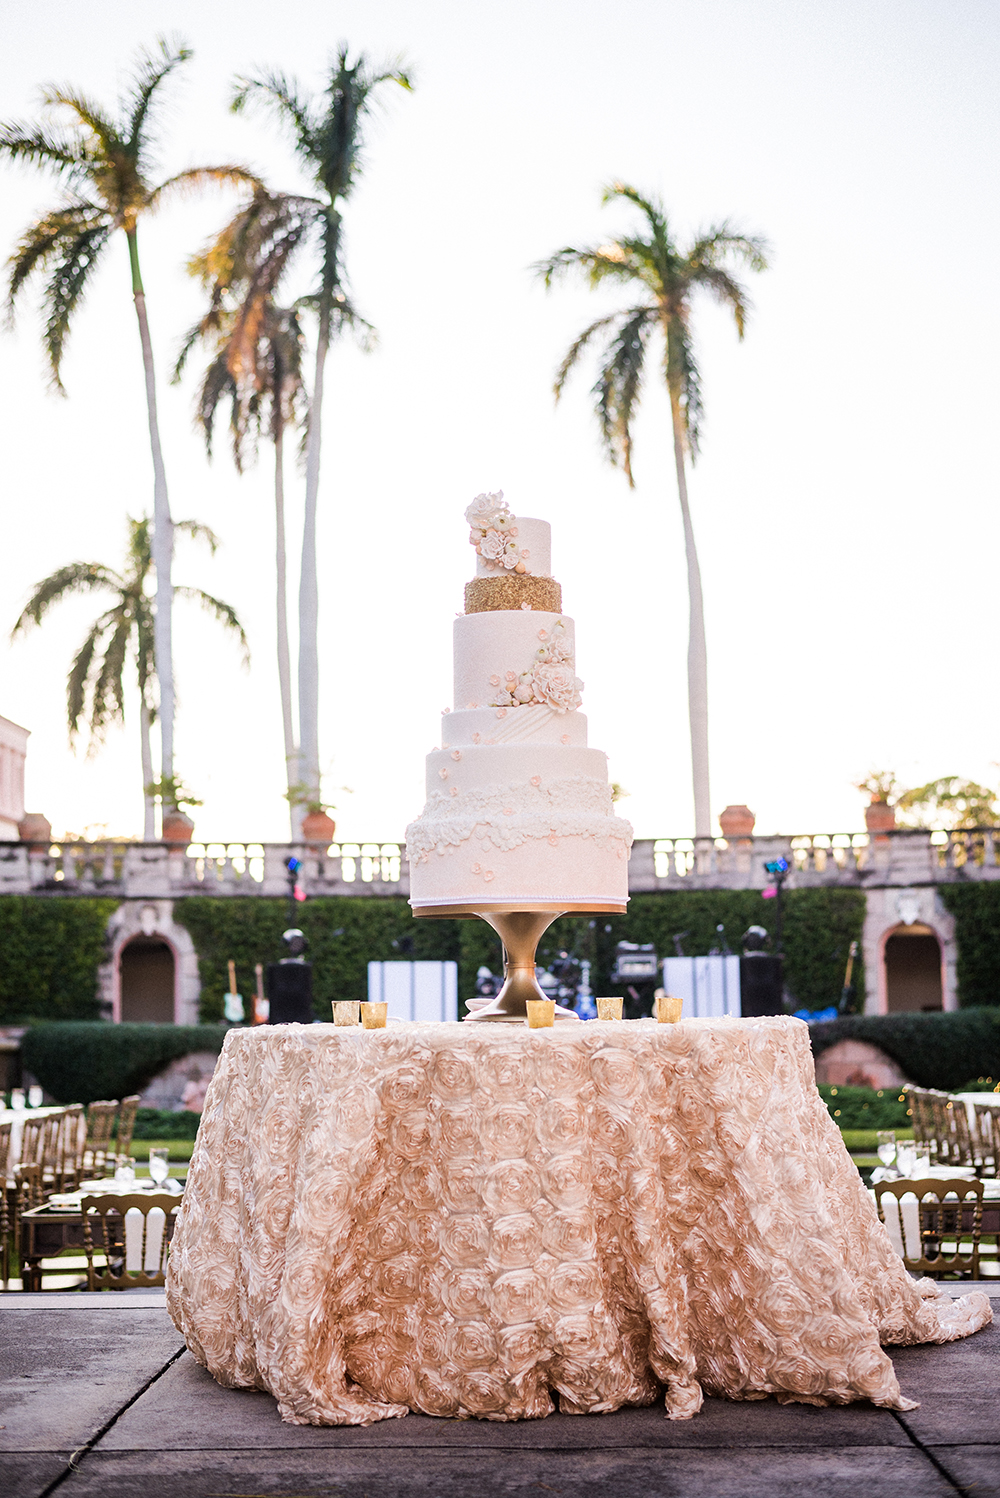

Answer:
[841,1128,913,1153]
[130,1138,194,1164]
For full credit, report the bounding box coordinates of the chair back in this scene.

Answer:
[904,1088,978,1169]
[55,1105,86,1191]
[17,1115,47,1170]
[0,1120,11,1185]
[875,1176,984,1278]
[84,1100,119,1178]
[905,1086,939,1157]
[116,1095,141,1161]
[973,1103,1000,1178]
[81,1193,181,1290]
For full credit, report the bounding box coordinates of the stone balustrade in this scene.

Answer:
[1,828,999,899]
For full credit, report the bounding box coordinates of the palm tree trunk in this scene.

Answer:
[274,426,299,836]
[298,303,329,813]
[669,391,712,840]
[127,229,175,808]
[140,699,156,840]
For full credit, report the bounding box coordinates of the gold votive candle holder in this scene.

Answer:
[361,1001,388,1029]
[333,1000,360,1026]
[596,996,623,1021]
[655,992,684,1024]
[525,998,556,1029]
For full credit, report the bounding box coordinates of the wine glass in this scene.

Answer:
[896,1142,916,1178]
[876,1130,897,1169]
[148,1148,170,1188]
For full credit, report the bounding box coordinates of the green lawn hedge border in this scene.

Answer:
[22,1022,228,1106]
[810,1007,1000,1091]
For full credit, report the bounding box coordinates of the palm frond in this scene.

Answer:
[0,124,90,178]
[689,265,754,338]
[174,519,220,553]
[592,307,655,485]
[40,87,122,158]
[87,613,131,747]
[603,181,669,240]
[67,618,106,741]
[11,561,121,637]
[6,204,105,317]
[125,38,193,157]
[552,312,623,400]
[41,221,112,387]
[174,586,249,664]
[146,165,262,211]
[688,223,770,276]
[231,70,316,156]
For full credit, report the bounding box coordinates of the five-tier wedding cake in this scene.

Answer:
[406,494,633,912]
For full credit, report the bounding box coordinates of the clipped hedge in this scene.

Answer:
[810,1008,1000,1091]
[816,1083,909,1130]
[0,896,117,1023]
[132,1107,202,1140]
[173,897,465,1022]
[22,1022,228,1106]
[938,885,1000,1007]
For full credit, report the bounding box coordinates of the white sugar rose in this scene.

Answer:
[465,491,504,527]
[530,663,583,713]
[478,528,507,562]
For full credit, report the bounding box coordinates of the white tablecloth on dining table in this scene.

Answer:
[166,1017,991,1426]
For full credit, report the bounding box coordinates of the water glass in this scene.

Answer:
[148,1148,170,1188]
[876,1130,897,1168]
[27,1085,44,1108]
[114,1157,136,1184]
[10,1088,25,1111]
[895,1142,917,1177]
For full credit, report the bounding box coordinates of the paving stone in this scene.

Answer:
[929,1444,1000,1497]
[890,1317,1000,1446]
[65,1445,955,1498]
[100,1351,910,1451]
[0,1452,73,1498]
[0,1307,183,1453]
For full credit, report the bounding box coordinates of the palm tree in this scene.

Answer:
[11,516,248,838]
[0,38,258,815]
[230,51,411,811]
[536,184,769,839]
[174,199,308,832]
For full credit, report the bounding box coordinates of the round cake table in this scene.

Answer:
[166,1016,990,1426]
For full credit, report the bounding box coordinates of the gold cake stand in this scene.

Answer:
[413,902,627,1023]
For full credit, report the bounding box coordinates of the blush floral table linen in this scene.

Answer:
[166,1017,991,1426]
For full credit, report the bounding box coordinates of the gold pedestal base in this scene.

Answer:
[413,901,627,1023]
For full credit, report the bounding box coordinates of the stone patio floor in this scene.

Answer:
[1,1288,998,1498]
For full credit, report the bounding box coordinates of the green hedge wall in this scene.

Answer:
[133,1107,202,1140]
[0,896,118,1023]
[810,1008,1000,1091]
[22,1022,228,1106]
[816,1083,909,1130]
[938,885,1000,1007]
[173,888,865,1020]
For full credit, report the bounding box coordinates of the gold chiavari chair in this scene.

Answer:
[115,1095,141,1166]
[83,1100,119,1179]
[0,1121,12,1287]
[55,1105,86,1191]
[904,1087,940,1162]
[973,1103,1000,1179]
[81,1193,180,1290]
[875,1177,985,1279]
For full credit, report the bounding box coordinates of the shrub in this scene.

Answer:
[132,1107,202,1140]
[816,1083,909,1130]
[810,1008,1000,1091]
[0,896,118,1022]
[22,1022,228,1105]
[938,885,1000,1006]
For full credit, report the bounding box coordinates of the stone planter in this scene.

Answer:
[864,800,896,834]
[302,810,336,845]
[719,805,756,840]
[18,812,52,845]
[161,810,195,844]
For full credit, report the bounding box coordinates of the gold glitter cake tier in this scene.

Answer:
[464,574,562,614]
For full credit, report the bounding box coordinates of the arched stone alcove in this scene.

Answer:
[98,900,201,1024]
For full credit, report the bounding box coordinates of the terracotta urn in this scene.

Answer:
[18,812,52,845]
[719,804,756,840]
[302,809,336,844]
[864,800,896,834]
[161,810,195,844]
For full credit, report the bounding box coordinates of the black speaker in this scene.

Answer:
[739,954,784,1017]
[265,961,314,1024]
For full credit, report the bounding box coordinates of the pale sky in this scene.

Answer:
[1,0,998,845]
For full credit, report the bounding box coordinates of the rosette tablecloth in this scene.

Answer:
[166,1017,990,1426]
